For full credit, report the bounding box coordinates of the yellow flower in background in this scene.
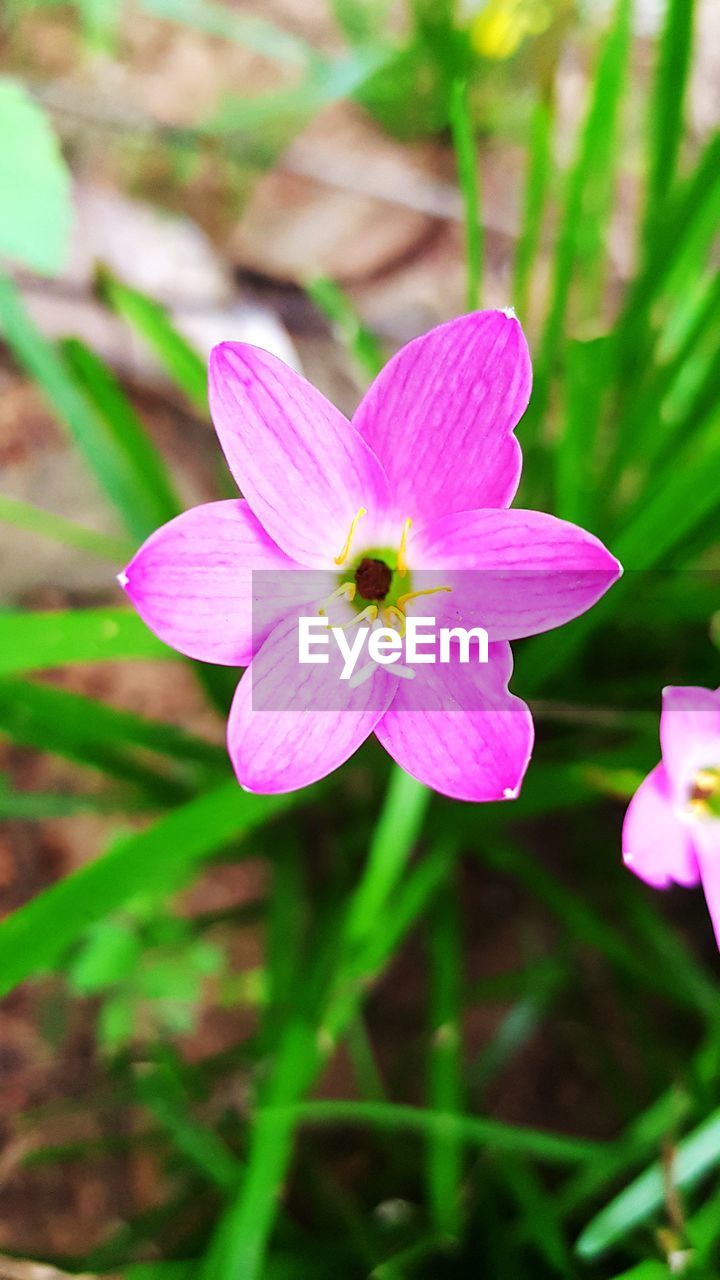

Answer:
[468,0,555,59]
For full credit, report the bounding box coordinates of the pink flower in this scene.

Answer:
[623,686,720,947]
[120,310,621,800]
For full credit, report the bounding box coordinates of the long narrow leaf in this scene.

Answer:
[576,1109,720,1259]
[0,780,295,997]
[530,0,632,429]
[641,0,696,246]
[0,607,170,675]
[0,273,166,541]
[61,336,181,533]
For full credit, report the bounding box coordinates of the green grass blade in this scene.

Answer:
[576,1108,720,1259]
[0,677,226,794]
[135,1064,243,1192]
[0,272,167,541]
[513,94,553,323]
[611,409,720,566]
[0,494,134,562]
[305,275,385,381]
[0,607,170,675]
[449,77,482,311]
[200,767,431,1280]
[61,337,182,533]
[0,780,295,997]
[138,0,316,64]
[0,776,153,819]
[271,1100,602,1165]
[614,131,720,375]
[98,270,208,412]
[530,0,632,429]
[342,770,430,948]
[555,335,610,524]
[426,874,464,1240]
[641,0,696,246]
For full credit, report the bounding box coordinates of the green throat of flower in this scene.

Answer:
[686,767,720,819]
[319,509,451,635]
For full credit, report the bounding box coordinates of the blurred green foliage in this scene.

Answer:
[1,0,720,1278]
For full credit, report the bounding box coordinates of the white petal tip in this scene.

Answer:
[500,306,517,320]
[503,784,520,800]
[240,783,256,794]
[116,569,130,589]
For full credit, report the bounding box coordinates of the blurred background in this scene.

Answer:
[1,1,720,1277]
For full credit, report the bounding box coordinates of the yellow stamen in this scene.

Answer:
[341,604,378,629]
[334,506,366,566]
[397,517,413,577]
[318,581,356,616]
[397,586,452,611]
[382,605,406,637]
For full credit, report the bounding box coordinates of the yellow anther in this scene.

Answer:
[318,581,356,616]
[334,507,367,566]
[382,605,406,637]
[397,586,452,611]
[687,765,720,819]
[341,604,378,629]
[397,517,412,577]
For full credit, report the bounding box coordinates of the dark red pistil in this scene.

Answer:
[354,557,392,601]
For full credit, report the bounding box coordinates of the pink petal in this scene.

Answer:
[413,508,622,640]
[227,613,396,794]
[352,310,530,521]
[121,500,331,667]
[659,686,720,804]
[622,763,699,889]
[208,343,391,566]
[693,823,720,950]
[374,642,533,802]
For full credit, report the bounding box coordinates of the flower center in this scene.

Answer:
[354,557,393,602]
[686,766,720,819]
[320,510,452,635]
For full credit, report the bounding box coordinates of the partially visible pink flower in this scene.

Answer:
[120,309,621,800]
[623,687,720,947]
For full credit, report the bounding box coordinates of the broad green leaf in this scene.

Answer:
[0,780,295,997]
[0,79,71,275]
[0,607,170,676]
[576,1109,720,1259]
